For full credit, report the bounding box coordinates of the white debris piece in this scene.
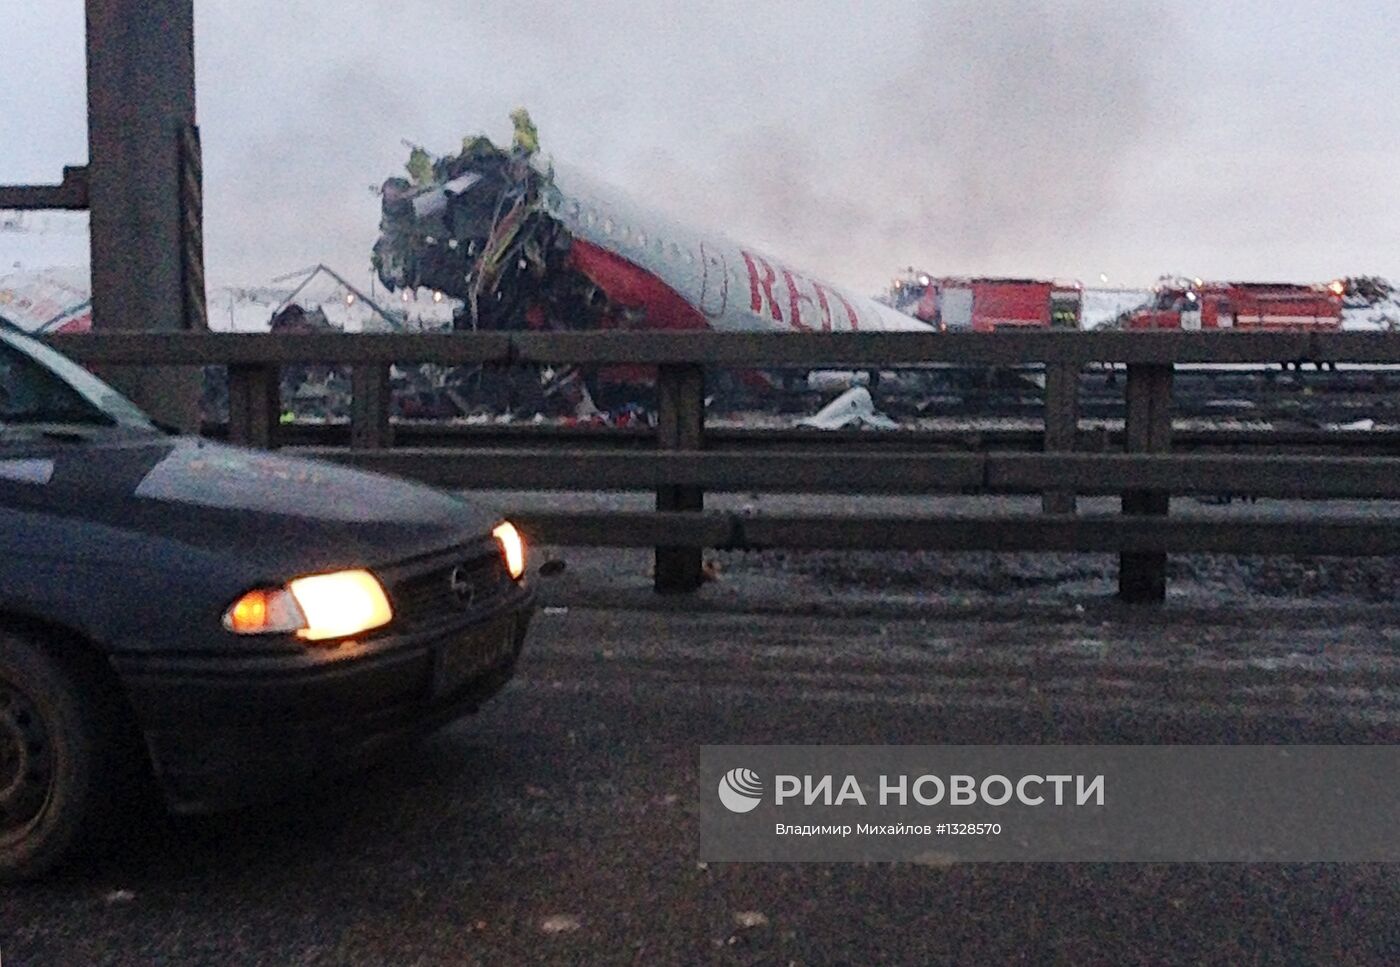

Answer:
[540,914,582,934]
[574,384,602,421]
[411,172,485,219]
[0,459,55,485]
[797,387,898,430]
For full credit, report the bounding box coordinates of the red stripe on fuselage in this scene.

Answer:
[566,239,710,331]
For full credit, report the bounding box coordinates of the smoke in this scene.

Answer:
[888,2,1174,262]
[14,0,1399,290]
[204,60,428,284]
[201,0,1176,289]
[623,0,1175,290]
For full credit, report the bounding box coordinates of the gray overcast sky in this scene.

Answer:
[4,0,1398,292]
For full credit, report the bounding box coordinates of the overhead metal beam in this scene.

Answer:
[0,166,90,210]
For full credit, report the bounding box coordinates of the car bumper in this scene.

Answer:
[111,593,534,812]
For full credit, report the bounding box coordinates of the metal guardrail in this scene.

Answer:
[50,330,1400,602]
[298,449,1400,498]
[46,328,1400,365]
[234,422,1400,458]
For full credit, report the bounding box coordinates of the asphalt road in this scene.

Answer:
[3,604,1399,965]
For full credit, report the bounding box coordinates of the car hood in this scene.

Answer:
[0,435,499,574]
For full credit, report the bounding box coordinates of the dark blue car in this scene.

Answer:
[0,329,533,879]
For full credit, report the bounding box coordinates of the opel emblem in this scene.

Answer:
[448,565,475,606]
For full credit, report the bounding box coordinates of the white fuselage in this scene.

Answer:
[542,164,932,334]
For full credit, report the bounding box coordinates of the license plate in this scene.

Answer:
[435,617,515,696]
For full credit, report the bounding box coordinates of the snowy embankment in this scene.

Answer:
[3,212,455,333]
[4,213,1397,332]
[1342,297,1400,331]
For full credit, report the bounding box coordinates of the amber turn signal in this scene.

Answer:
[493,521,527,580]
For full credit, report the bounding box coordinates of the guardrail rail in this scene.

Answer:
[50,330,1400,602]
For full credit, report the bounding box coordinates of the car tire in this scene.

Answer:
[0,630,114,881]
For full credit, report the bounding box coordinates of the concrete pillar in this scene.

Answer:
[86,0,204,430]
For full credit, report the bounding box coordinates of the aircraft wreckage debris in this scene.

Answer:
[371,110,931,337]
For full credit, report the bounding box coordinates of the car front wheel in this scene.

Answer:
[0,630,111,881]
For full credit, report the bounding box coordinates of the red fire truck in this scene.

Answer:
[890,274,1082,331]
[1126,280,1344,332]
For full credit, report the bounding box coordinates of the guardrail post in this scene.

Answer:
[1119,363,1174,602]
[351,364,393,450]
[655,363,705,592]
[226,363,279,449]
[1042,362,1081,514]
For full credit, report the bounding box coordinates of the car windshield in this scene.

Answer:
[0,330,158,432]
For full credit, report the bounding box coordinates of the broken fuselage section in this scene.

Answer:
[372,125,932,337]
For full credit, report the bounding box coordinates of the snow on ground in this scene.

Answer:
[1,265,457,334]
[0,214,90,331]
[1,217,457,333]
[208,277,457,333]
[0,211,88,273]
[1342,298,1400,332]
[485,489,1400,608]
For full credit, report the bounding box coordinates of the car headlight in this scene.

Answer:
[223,569,393,642]
[493,521,526,580]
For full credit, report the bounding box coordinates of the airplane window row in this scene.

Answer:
[565,201,701,265]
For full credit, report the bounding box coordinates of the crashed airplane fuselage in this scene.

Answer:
[542,165,932,334]
[372,122,932,337]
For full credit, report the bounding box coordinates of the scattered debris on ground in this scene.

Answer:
[797,386,898,430]
[539,914,583,935]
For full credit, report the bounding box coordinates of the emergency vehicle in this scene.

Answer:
[1125,280,1344,332]
[890,273,1083,331]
